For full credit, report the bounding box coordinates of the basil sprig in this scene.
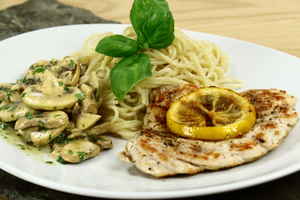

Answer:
[110,54,152,100]
[95,0,175,100]
[130,0,175,49]
[96,35,139,57]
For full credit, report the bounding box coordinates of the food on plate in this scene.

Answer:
[0,57,112,164]
[166,87,256,140]
[0,0,298,174]
[120,86,299,177]
[72,0,240,139]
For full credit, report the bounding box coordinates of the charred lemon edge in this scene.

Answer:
[166,87,256,140]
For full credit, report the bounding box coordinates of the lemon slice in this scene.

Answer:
[166,87,256,140]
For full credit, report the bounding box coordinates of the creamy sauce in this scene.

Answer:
[0,127,55,164]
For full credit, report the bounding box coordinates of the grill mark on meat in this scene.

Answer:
[262,123,277,129]
[120,86,299,177]
[256,132,266,143]
[231,141,256,151]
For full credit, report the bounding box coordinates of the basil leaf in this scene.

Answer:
[95,35,139,57]
[110,53,152,100]
[130,0,175,49]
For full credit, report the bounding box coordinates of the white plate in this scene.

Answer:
[0,24,299,199]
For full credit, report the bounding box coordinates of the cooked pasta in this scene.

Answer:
[73,26,241,139]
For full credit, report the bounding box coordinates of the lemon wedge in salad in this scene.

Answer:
[166,87,256,140]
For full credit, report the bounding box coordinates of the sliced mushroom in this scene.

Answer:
[49,57,81,86]
[61,62,80,86]
[0,102,34,122]
[15,111,69,130]
[15,111,69,146]
[76,113,101,130]
[67,128,87,139]
[22,70,82,110]
[30,126,66,146]
[0,83,22,102]
[80,84,98,113]
[86,122,112,136]
[17,127,38,143]
[51,143,64,159]
[95,136,113,150]
[60,139,100,163]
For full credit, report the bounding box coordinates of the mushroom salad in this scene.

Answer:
[0,57,112,164]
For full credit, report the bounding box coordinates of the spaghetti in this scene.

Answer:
[73,27,241,139]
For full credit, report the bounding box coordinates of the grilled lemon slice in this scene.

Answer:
[166,87,256,140]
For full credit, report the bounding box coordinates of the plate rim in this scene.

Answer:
[0,23,300,199]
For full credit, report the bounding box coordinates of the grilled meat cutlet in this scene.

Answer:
[121,85,299,177]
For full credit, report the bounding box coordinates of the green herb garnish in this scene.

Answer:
[131,0,174,49]
[52,133,69,144]
[110,54,151,100]
[17,144,26,150]
[38,120,45,127]
[50,59,58,65]
[64,86,70,92]
[19,77,38,85]
[95,0,174,100]
[32,66,46,74]
[96,35,139,57]
[58,81,64,86]
[0,103,17,111]
[77,152,87,161]
[0,87,13,99]
[45,161,54,164]
[56,156,67,164]
[0,122,8,130]
[25,112,33,120]
[21,92,27,97]
[69,60,76,68]
[8,104,17,111]
[75,93,85,101]
[0,104,11,111]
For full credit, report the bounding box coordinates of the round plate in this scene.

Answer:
[0,24,299,199]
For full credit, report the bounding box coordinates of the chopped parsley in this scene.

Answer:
[56,156,67,164]
[0,104,17,111]
[8,104,17,111]
[17,144,26,150]
[51,133,69,144]
[45,161,54,164]
[58,81,64,86]
[64,86,70,92]
[50,59,58,65]
[38,120,45,127]
[25,112,33,120]
[0,87,13,98]
[75,93,85,101]
[21,92,27,98]
[0,104,10,111]
[19,77,38,85]
[0,122,8,130]
[34,111,44,118]
[77,152,87,161]
[68,60,76,68]
[32,66,46,74]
